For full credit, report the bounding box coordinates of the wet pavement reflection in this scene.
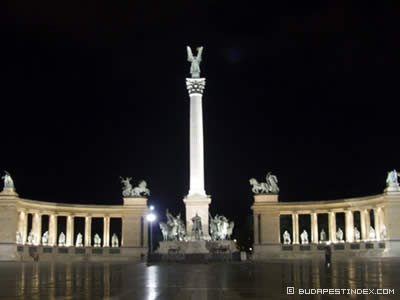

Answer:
[0,258,399,299]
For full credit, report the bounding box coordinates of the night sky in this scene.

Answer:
[3,2,400,241]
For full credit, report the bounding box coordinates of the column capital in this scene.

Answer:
[186,78,206,95]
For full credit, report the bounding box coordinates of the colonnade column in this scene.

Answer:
[32,213,42,245]
[66,215,74,246]
[378,207,386,239]
[17,211,26,244]
[374,208,381,240]
[292,213,299,244]
[365,209,371,239]
[103,216,110,247]
[85,216,92,247]
[311,212,318,243]
[49,215,57,246]
[360,209,367,240]
[345,210,354,242]
[328,211,336,242]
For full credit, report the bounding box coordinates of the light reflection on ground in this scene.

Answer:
[0,258,398,299]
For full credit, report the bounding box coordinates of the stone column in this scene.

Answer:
[66,215,74,247]
[32,213,42,245]
[365,209,371,240]
[85,216,92,247]
[311,212,318,243]
[22,212,28,244]
[253,214,260,245]
[17,211,26,244]
[49,215,57,246]
[345,210,354,243]
[292,213,299,244]
[328,211,336,242]
[360,209,367,241]
[374,208,381,240]
[378,207,386,239]
[103,216,110,247]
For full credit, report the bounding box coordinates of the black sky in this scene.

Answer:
[2,1,400,235]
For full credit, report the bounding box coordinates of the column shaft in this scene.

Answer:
[360,210,367,240]
[48,215,57,246]
[328,211,336,242]
[365,209,371,240]
[189,92,206,196]
[253,215,259,245]
[32,213,42,245]
[103,217,110,247]
[292,213,299,244]
[345,210,354,242]
[311,213,318,243]
[374,208,381,240]
[17,211,26,244]
[66,216,74,246]
[85,216,92,247]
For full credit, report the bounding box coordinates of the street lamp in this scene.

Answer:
[146,205,156,253]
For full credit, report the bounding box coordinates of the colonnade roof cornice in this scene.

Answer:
[15,198,146,214]
[252,193,384,212]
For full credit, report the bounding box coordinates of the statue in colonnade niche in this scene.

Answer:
[191,213,203,240]
[27,230,34,245]
[16,231,22,244]
[112,233,119,247]
[369,226,376,240]
[94,233,102,247]
[58,232,66,246]
[336,228,344,242]
[354,227,361,241]
[42,231,49,246]
[76,233,83,247]
[283,230,291,244]
[381,225,387,239]
[300,230,309,244]
[320,229,326,242]
[2,170,14,188]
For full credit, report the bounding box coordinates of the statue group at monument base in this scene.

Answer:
[150,240,239,262]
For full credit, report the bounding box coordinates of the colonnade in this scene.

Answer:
[16,211,118,247]
[287,206,386,244]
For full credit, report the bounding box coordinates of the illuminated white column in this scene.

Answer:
[103,216,110,247]
[85,216,92,247]
[292,213,299,244]
[17,211,26,244]
[66,215,74,246]
[328,211,336,242]
[186,78,206,197]
[49,215,57,246]
[311,212,318,243]
[345,210,354,242]
[32,213,42,245]
[365,209,371,240]
[360,209,367,240]
[374,208,381,240]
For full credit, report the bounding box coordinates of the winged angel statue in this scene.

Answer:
[187,46,203,78]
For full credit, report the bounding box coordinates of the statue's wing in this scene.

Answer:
[197,46,203,61]
[187,46,194,61]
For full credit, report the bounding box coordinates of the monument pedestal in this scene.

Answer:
[183,194,211,240]
[153,240,239,262]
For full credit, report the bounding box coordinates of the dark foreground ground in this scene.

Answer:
[0,258,398,299]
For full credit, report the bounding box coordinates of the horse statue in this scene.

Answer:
[226,221,235,240]
[132,180,150,197]
[160,210,186,241]
[120,177,133,197]
[266,172,279,193]
[249,178,269,194]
